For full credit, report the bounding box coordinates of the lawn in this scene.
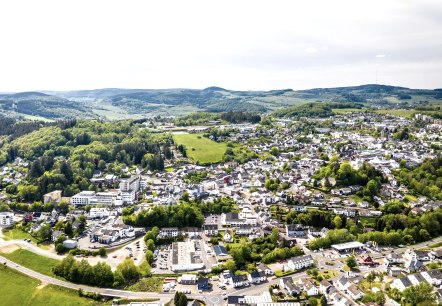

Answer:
[173,133,227,164]
[0,267,100,306]
[274,269,299,278]
[2,228,39,242]
[318,270,338,279]
[0,248,60,277]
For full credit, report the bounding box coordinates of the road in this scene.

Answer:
[0,249,309,306]
[3,226,442,305]
[0,254,174,303]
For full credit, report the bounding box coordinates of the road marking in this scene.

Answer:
[209,296,220,305]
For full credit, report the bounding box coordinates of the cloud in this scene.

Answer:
[0,0,440,91]
[305,47,319,54]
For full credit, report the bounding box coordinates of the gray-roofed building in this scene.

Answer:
[391,276,412,292]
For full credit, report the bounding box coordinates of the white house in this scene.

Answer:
[347,284,364,300]
[203,224,219,236]
[257,263,274,275]
[304,279,319,296]
[319,279,332,295]
[280,277,301,296]
[421,270,442,286]
[287,255,314,271]
[386,253,404,265]
[232,274,249,288]
[286,224,306,237]
[248,271,267,284]
[89,208,110,219]
[390,277,412,292]
[337,276,351,291]
[158,227,179,238]
[0,212,14,227]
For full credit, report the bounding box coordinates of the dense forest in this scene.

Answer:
[295,206,442,249]
[122,197,238,228]
[314,158,386,201]
[272,102,363,118]
[396,156,442,200]
[0,119,172,200]
[174,111,261,126]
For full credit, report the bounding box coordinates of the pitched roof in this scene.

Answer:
[213,245,228,256]
[397,277,412,288]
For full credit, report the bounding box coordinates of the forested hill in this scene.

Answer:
[0,84,441,120]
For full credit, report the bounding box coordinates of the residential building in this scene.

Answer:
[280,277,301,296]
[203,224,219,236]
[0,212,14,227]
[287,255,314,271]
[347,284,364,300]
[286,224,306,237]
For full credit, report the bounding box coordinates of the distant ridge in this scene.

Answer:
[0,84,440,120]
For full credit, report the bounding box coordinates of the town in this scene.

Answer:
[0,109,441,306]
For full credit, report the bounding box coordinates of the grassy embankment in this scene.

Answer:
[0,267,102,306]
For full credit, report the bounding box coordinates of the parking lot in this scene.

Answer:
[85,237,146,270]
[152,244,172,274]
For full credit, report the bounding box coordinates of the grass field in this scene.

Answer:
[173,133,227,164]
[332,108,365,114]
[374,109,416,118]
[0,248,60,277]
[0,267,101,306]
[2,228,39,242]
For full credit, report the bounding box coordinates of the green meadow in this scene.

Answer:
[173,133,227,164]
[0,267,101,306]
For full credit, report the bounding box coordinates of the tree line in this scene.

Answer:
[53,255,144,288]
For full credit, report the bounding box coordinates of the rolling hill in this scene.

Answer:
[0,84,440,120]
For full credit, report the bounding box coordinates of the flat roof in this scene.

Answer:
[331,241,364,251]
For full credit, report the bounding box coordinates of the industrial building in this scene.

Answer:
[331,241,365,253]
[171,241,205,272]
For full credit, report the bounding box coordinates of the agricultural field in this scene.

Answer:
[173,133,227,164]
[0,248,60,277]
[0,267,101,306]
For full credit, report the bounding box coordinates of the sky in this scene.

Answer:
[0,0,441,92]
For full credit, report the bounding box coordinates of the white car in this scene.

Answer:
[222,292,228,300]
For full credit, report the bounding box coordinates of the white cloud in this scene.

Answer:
[376,55,386,58]
[0,0,441,91]
[305,47,319,54]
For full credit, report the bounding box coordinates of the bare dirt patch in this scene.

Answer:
[0,245,20,254]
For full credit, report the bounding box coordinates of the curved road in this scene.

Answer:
[0,254,175,304]
[3,228,442,305]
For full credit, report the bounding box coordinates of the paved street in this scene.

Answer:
[2,225,442,305]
